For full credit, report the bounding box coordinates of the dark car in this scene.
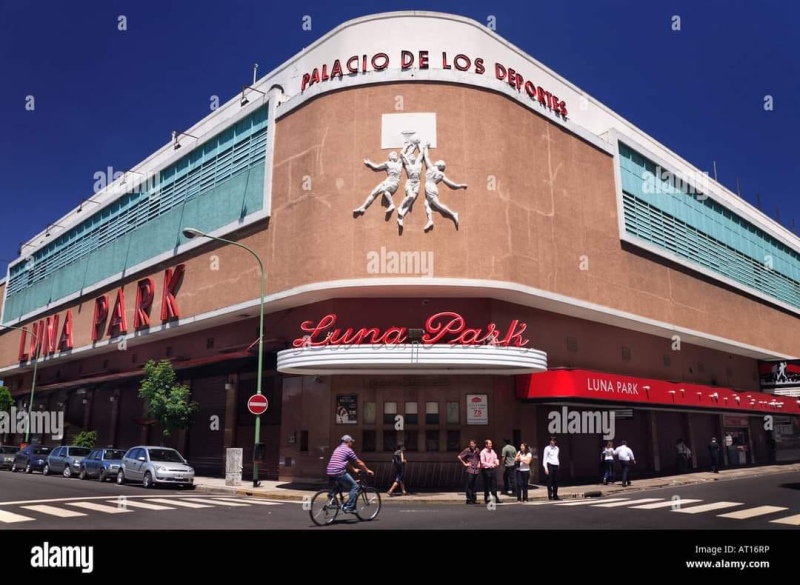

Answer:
[0,445,21,470]
[79,448,126,481]
[11,445,54,473]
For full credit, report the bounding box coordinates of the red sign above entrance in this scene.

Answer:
[516,369,800,415]
[292,312,529,348]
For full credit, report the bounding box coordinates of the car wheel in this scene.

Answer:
[99,469,108,482]
[10,462,17,472]
[79,467,87,480]
[117,470,125,485]
[63,466,72,478]
[42,464,50,476]
[25,462,32,473]
[142,471,153,489]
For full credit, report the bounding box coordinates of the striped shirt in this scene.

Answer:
[327,444,357,476]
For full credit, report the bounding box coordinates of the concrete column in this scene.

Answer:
[648,411,660,473]
[109,390,120,447]
[223,374,238,449]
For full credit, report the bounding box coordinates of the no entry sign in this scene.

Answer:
[248,394,269,415]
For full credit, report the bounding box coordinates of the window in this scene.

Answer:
[447,430,461,452]
[299,431,308,452]
[362,430,376,452]
[383,430,397,452]
[363,402,376,425]
[405,402,418,425]
[405,431,418,452]
[425,402,439,425]
[383,402,397,425]
[426,430,439,452]
[446,402,459,425]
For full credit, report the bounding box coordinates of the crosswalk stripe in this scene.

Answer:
[555,498,631,506]
[769,514,800,526]
[674,501,743,514]
[718,506,788,519]
[0,509,35,523]
[592,498,664,508]
[144,498,212,508]
[21,505,87,518]
[629,499,703,509]
[110,500,175,510]
[211,498,281,506]
[180,498,252,507]
[66,502,133,514]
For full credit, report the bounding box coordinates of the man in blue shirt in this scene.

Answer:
[326,435,374,512]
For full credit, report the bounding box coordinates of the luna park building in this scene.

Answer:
[1,11,799,488]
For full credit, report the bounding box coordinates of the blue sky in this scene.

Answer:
[0,0,797,273]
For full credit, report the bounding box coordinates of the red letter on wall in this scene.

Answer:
[107,287,128,337]
[28,322,41,360]
[92,295,109,341]
[42,314,60,355]
[59,310,74,351]
[134,278,154,329]
[161,264,184,322]
[18,329,28,361]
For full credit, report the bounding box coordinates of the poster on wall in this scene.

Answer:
[466,394,488,425]
[758,359,800,394]
[336,395,357,424]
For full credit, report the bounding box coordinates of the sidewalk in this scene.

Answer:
[193,463,800,503]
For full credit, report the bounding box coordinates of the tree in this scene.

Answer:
[137,360,199,438]
[74,430,98,449]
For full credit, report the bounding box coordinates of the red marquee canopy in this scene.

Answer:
[516,369,800,415]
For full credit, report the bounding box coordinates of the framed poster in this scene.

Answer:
[336,395,357,425]
[466,394,488,425]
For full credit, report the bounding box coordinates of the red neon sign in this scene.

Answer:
[292,312,529,348]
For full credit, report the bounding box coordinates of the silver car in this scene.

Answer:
[117,446,195,489]
[0,445,20,470]
[45,445,92,478]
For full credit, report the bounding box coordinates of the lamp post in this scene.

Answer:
[0,324,39,445]
[183,228,265,487]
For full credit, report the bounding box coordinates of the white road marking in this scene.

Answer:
[180,498,252,506]
[212,498,280,506]
[555,498,632,506]
[21,505,87,518]
[0,509,35,523]
[592,498,665,507]
[110,500,175,510]
[66,501,133,514]
[718,506,788,519]
[673,502,743,514]
[770,514,800,526]
[629,499,703,509]
[144,498,212,508]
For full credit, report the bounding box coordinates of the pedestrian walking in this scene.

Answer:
[501,438,517,495]
[514,443,532,502]
[387,442,408,496]
[480,439,501,504]
[457,439,481,505]
[675,438,691,474]
[708,437,720,473]
[542,436,561,500]
[601,440,615,485]
[614,440,636,486]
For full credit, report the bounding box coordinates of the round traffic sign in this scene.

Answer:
[248,394,269,415]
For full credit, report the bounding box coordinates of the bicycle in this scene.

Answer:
[309,470,382,526]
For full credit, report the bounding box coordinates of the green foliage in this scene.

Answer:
[137,360,199,437]
[0,386,13,413]
[74,430,98,449]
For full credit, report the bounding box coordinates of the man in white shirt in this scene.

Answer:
[542,436,561,500]
[613,440,636,487]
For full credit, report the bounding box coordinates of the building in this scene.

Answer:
[1,11,798,487]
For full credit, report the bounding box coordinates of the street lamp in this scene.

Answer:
[183,227,266,487]
[0,324,39,445]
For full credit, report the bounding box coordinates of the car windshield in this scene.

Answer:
[0,446,20,454]
[69,448,91,456]
[32,447,51,455]
[104,450,125,460]
[147,449,185,463]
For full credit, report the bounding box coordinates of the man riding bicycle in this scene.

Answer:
[326,435,374,513]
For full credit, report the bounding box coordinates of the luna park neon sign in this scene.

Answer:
[292,311,528,348]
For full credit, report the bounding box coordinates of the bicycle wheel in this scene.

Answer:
[309,490,339,526]
[355,487,381,521]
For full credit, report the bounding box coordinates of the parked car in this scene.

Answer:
[117,445,195,489]
[44,445,92,478]
[79,448,126,481]
[0,445,20,470]
[11,445,54,473]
